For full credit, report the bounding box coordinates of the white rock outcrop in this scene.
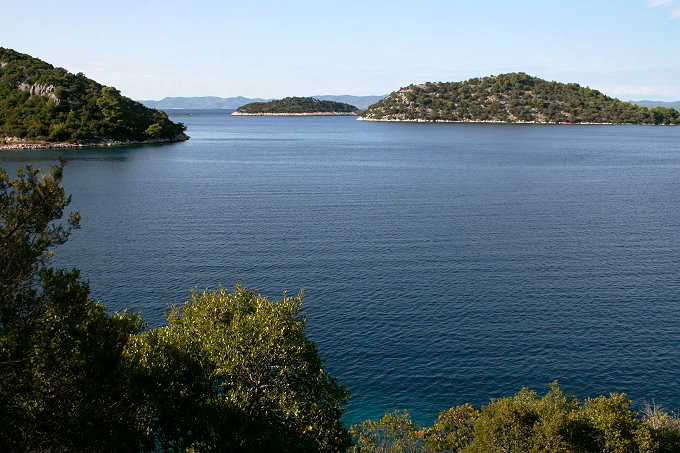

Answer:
[17,82,60,103]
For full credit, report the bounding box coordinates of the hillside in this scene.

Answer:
[362,73,680,125]
[311,95,387,110]
[233,97,359,115]
[0,48,187,147]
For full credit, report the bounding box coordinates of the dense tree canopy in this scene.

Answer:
[236,97,359,114]
[126,286,351,452]
[362,73,680,124]
[0,48,187,144]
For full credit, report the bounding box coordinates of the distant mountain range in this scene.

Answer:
[140,96,679,113]
[139,95,387,111]
[629,100,680,110]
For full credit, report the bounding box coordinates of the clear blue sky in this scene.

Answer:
[2,0,679,100]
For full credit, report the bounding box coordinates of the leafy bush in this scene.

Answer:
[351,410,427,453]
[126,285,351,452]
[353,382,680,452]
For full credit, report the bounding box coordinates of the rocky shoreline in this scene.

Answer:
[231,111,358,116]
[0,133,190,150]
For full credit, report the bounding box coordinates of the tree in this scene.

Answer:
[350,410,427,453]
[0,158,79,320]
[580,393,655,453]
[649,107,680,125]
[422,404,479,452]
[126,285,351,452]
[0,160,146,451]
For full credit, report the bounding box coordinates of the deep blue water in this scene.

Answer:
[2,111,679,426]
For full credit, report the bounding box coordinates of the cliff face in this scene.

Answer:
[0,47,188,145]
[16,82,61,103]
[362,73,680,125]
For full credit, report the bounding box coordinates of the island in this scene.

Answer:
[360,73,680,125]
[232,97,359,116]
[0,48,188,150]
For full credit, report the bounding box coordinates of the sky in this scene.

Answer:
[1,0,679,101]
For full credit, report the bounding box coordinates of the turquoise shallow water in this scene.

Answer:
[2,111,679,425]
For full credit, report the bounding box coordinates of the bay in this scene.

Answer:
[2,111,679,426]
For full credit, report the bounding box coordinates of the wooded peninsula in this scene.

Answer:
[0,48,187,149]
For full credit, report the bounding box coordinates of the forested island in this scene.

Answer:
[361,73,680,125]
[233,96,359,115]
[0,48,187,149]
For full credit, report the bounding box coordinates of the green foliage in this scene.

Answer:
[0,162,351,451]
[237,96,359,114]
[350,405,478,453]
[580,394,655,453]
[0,158,80,310]
[643,403,680,453]
[363,73,680,124]
[0,47,186,143]
[0,269,146,452]
[0,161,146,451]
[126,285,351,452]
[648,107,679,125]
[355,382,680,453]
[350,410,427,453]
[423,404,479,452]
[467,383,587,453]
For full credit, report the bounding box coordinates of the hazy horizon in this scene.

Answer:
[2,0,679,101]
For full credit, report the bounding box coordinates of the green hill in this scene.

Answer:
[0,48,187,147]
[234,96,358,115]
[362,73,680,125]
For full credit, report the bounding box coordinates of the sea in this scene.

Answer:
[1,109,679,426]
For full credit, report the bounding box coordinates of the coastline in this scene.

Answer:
[0,133,190,150]
[356,117,671,125]
[231,111,358,116]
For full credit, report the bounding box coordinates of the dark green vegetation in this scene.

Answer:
[236,96,359,114]
[352,383,680,452]
[362,73,680,124]
[0,162,349,452]
[2,162,679,452]
[0,48,186,144]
